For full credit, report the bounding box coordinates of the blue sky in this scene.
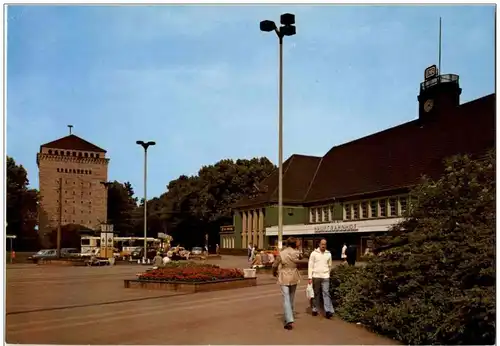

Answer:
[6,5,495,199]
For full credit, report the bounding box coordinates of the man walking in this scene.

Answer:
[308,239,334,319]
[272,237,302,330]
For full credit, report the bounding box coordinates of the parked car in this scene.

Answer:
[28,248,79,263]
[130,248,157,260]
[191,247,203,255]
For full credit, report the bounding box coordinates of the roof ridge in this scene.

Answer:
[269,154,296,201]
[304,156,324,201]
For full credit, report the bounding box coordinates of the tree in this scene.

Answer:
[159,157,276,248]
[6,156,39,250]
[332,150,495,345]
[106,181,138,236]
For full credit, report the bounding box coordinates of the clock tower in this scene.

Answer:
[417,64,462,121]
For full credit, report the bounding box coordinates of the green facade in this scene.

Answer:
[233,212,242,248]
[264,205,307,227]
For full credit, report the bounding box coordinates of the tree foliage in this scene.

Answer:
[6,156,39,250]
[158,157,275,248]
[331,151,495,345]
[107,181,138,236]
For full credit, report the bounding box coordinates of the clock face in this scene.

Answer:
[424,99,434,112]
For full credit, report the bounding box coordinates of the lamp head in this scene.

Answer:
[136,140,145,145]
[146,141,156,146]
[280,13,295,25]
[260,20,277,32]
[280,25,296,36]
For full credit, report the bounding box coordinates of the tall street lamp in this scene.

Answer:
[100,181,113,224]
[260,13,296,250]
[136,140,156,263]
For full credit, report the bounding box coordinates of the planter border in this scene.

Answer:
[124,277,257,293]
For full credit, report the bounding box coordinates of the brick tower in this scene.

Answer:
[37,130,109,239]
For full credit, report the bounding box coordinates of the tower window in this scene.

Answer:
[84,153,89,157]
[48,150,53,155]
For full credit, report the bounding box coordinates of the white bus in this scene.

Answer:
[80,236,167,257]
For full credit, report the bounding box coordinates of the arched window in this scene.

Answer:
[48,150,53,155]
[73,169,76,173]
[84,170,88,174]
[65,169,68,173]
[56,168,59,172]
[78,152,83,157]
[55,150,59,155]
[66,151,70,156]
[90,153,95,158]
[84,153,89,158]
[72,152,76,157]
[96,154,100,158]
[89,170,92,175]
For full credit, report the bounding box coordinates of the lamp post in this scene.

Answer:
[136,140,156,263]
[260,13,296,250]
[100,181,113,224]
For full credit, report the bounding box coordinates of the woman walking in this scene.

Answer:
[272,237,302,330]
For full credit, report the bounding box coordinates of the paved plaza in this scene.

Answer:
[6,256,396,345]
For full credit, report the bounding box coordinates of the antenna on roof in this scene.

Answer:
[438,17,442,75]
[68,125,73,135]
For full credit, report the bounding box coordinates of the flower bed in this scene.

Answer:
[137,266,244,282]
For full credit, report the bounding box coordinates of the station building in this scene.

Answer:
[221,67,496,258]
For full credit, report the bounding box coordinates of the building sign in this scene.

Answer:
[220,225,235,233]
[314,223,358,234]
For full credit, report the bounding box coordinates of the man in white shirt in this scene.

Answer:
[308,238,334,318]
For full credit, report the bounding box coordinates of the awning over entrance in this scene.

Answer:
[265,218,403,236]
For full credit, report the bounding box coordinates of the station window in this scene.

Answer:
[85,153,89,157]
[380,199,387,217]
[370,200,378,218]
[322,207,328,222]
[78,152,83,157]
[352,203,359,219]
[310,208,317,223]
[66,151,70,156]
[399,197,408,215]
[48,150,53,155]
[90,153,95,158]
[55,150,59,155]
[389,198,397,216]
[361,202,368,218]
[344,204,352,220]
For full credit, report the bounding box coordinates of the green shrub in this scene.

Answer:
[331,151,495,345]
